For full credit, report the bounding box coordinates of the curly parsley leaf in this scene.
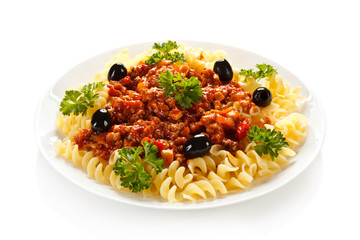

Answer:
[247,126,289,160]
[145,40,186,65]
[174,76,203,109]
[158,70,203,109]
[158,70,179,97]
[113,141,164,193]
[142,141,163,174]
[240,63,278,82]
[60,82,104,116]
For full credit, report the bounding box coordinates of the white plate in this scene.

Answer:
[34,41,326,210]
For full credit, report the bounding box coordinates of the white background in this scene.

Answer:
[1,0,359,239]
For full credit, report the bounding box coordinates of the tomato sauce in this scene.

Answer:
[75,61,254,164]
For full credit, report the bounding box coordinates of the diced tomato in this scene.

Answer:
[237,118,250,140]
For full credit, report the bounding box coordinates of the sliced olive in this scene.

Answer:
[108,63,127,81]
[214,59,233,82]
[252,87,272,107]
[183,134,211,159]
[91,108,112,134]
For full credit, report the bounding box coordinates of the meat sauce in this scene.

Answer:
[75,60,254,165]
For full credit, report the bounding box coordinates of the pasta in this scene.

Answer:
[55,42,308,202]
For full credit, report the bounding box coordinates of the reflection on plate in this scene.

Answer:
[34,41,326,210]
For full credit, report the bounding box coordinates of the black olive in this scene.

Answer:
[213,59,233,82]
[252,87,272,107]
[108,63,127,81]
[183,134,211,159]
[91,108,112,134]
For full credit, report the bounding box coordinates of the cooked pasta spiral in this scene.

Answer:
[56,140,105,181]
[183,46,227,74]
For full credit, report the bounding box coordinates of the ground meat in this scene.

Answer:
[75,60,254,165]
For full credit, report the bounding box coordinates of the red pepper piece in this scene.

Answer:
[237,118,250,140]
[141,137,165,152]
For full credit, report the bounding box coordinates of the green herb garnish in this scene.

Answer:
[145,40,186,65]
[240,63,278,82]
[247,126,289,160]
[158,70,203,109]
[60,82,104,116]
[113,141,163,193]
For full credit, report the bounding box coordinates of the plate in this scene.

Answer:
[34,41,326,210]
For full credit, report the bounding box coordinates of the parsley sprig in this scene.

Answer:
[113,141,163,193]
[158,70,203,109]
[59,82,104,116]
[240,63,278,82]
[247,126,288,160]
[145,40,186,65]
